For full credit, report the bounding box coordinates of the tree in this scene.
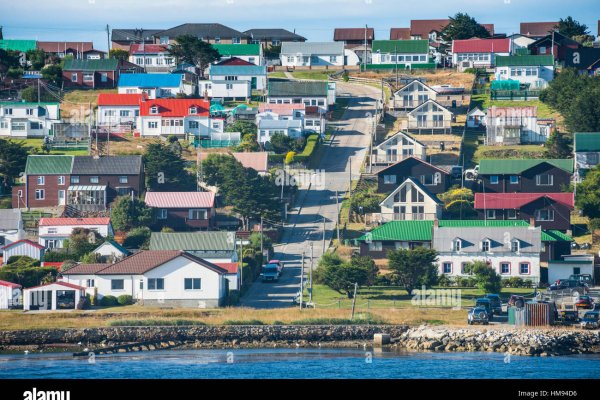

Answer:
[0,49,21,80]
[566,84,600,132]
[68,228,102,258]
[235,133,260,152]
[571,34,596,47]
[25,49,47,70]
[110,196,153,231]
[144,141,197,190]
[387,248,438,295]
[21,86,55,102]
[269,132,298,154]
[314,253,371,298]
[226,120,257,136]
[464,260,502,293]
[557,17,589,38]
[441,13,491,42]
[545,131,572,159]
[123,227,152,249]
[167,35,220,78]
[576,164,600,219]
[0,139,29,189]
[109,49,129,61]
[41,64,62,85]
[350,256,379,287]
[80,252,102,264]
[438,186,476,218]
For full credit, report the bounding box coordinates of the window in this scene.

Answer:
[490,175,499,184]
[272,40,281,46]
[399,186,407,202]
[368,241,382,251]
[511,240,520,252]
[0,121,7,129]
[71,73,77,82]
[330,55,337,63]
[184,278,201,290]
[383,175,396,184]
[150,106,159,114]
[37,176,45,185]
[100,73,108,83]
[148,278,164,290]
[452,239,461,252]
[71,176,80,184]
[148,121,158,129]
[83,73,94,82]
[58,176,65,185]
[3,108,12,115]
[442,262,452,274]
[486,210,496,219]
[119,176,128,184]
[189,121,199,129]
[411,188,424,202]
[212,122,220,129]
[500,262,510,275]
[104,110,116,117]
[189,209,207,220]
[539,46,547,54]
[157,209,168,219]
[535,209,554,221]
[507,209,517,219]
[86,279,95,287]
[189,106,197,115]
[226,83,233,90]
[287,56,295,63]
[461,262,470,274]
[17,189,22,198]
[90,176,99,184]
[120,110,130,117]
[111,279,124,290]
[421,174,435,185]
[214,37,221,44]
[232,37,241,44]
[248,57,256,64]
[160,36,169,44]
[35,189,45,200]
[481,240,490,252]
[26,108,34,115]
[536,174,553,186]
[509,175,519,184]
[519,263,530,275]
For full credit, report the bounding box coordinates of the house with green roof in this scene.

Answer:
[370,40,434,69]
[149,231,238,263]
[0,102,61,138]
[494,55,554,88]
[477,158,573,194]
[63,59,143,89]
[212,44,263,65]
[574,132,600,180]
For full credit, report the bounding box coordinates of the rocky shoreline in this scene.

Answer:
[1,325,599,356]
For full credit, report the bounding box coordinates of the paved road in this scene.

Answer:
[240,82,382,308]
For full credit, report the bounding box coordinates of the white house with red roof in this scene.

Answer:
[0,279,22,309]
[144,191,216,230]
[38,217,114,249]
[137,98,223,137]
[128,44,175,72]
[451,38,511,68]
[96,93,143,126]
[1,239,45,265]
[23,281,86,311]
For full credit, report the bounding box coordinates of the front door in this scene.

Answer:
[251,77,257,89]
[58,190,66,205]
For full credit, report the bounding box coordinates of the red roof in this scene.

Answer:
[145,192,215,208]
[130,44,168,54]
[217,57,254,66]
[520,22,558,37]
[215,262,239,274]
[410,19,450,37]
[97,93,144,106]
[140,99,210,117]
[452,38,510,53]
[1,239,44,251]
[96,250,227,275]
[39,218,111,227]
[334,28,374,41]
[474,193,575,210]
[27,281,86,291]
[37,41,94,53]
[390,28,411,40]
[0,279,22,289]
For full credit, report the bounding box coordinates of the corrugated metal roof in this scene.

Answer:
[372,40,429,54]
[410,19,450,37]
[139,98,210,117]
[118,73,182,88]
[111,28,163,42]
[390,28,411,40]
[97,93,143,106]
[1,239,44,251]
[25,155,73,175]
[474,193,574,209]
[541,230,573,242]
[37,41,93,53]
[495,55,554,67]
[574,132,600,152]
[214,262,238,274]
[155,24,250,40]
[0,279,22,289]
[145,191,215,208]
[67,185,107,191]
[452,38,510,53]
[434,225,542,253]
[243,29,306,41]
[213,44,260,56]
[149,232,236,251]
[129,44,168,54]
[268,81,328,97]
[209,65,266,76]
[63,59,119,71]
[39,218,111,227]
[520,22,558,37]
[71,155,143,175]
[281,41,344,55]
[258,119,302,129]
[0,39,37,52]
[478,159,573,174]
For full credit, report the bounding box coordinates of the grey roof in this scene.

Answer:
[268,81,328,97]
[258,119,303,129]
[281,41,345,55]
[154,23,250,39]
[244,29,306,41]
[433,226,542,254]
[111,29,163,43]
[0,209,22,230]
[71,156,143,175]
[381,177,442,206]
[149,231,237,251]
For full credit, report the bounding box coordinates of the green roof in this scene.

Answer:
[149,232,235,251]
[437,220,530,228]
[541,230,573,242]
[212,44,260,56]
[574,132,600,152]
[478,159,574,175]
[25,155,73,175]
[372,40,429,54]
[63,59,119,71]
[495,55,554,67]
[0,39,37,52]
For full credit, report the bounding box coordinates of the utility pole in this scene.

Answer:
[299,252,304,309]
[309,243,314,303]
[106,25,110,57]
[260,216,264,256]
[349,157,352,190]
[350,282,358,320]
[37,79,40,104]
[363,24,368,72]
[395,45,398,89]
[335,190,340,242]
[322,217,326,255]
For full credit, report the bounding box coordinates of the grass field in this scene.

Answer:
[61,89,117,119]
[14,138,89,156]
[268,71,287,78]
[290,71,336,81]
[473,144,547,164]
[470,93,562,121]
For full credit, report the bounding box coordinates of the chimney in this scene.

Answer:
[529,216,535,227]
[433,218,439,228]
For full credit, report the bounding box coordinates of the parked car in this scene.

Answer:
[468,306,490,325]
[508,295,525,308]
[580,311,600,329]
[268,260,284,276]
[260,265,279,282]
[450,166,463,179]
[569,274,593,286]
[475,298,493,317]
[464,165,479,180]
[485,294,502,315]
[557,301,579,322]
[548,279,588,294]
[575,295,594,310]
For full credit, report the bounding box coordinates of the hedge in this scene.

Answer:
[100,295,119,307]
[0,267,58,288]
[293,134,319,164]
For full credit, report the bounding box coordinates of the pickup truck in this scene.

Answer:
[268,260,284,276]
[260,264,279,282]
[557,301,579,322]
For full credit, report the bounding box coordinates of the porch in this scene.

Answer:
[67,185,107,211]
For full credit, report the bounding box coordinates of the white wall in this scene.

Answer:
[371,52,429,65]
[494,65,554,87]
[437,254,541,282]
[0,286,21,309]
[38,224,113,248]
[548,263,594,284]
[210,74,267,91]
[0,104,61,138]
[138,116,221,137]
[97,105,139,126]
[452,52,510,67]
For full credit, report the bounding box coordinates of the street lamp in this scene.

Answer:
[236,239,251,290]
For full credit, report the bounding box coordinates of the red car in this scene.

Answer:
[576,295,594,310]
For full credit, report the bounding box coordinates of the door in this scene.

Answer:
[251,77,257,90]
[58,190,66,205]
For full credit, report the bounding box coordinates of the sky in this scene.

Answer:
[1,0,599,50]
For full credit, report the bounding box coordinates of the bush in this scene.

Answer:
[222,319,265,325]
[109,319,206,326]
[76,296,91,310]
[117,294,134,306]
[293,134,319,164]
[437,274,452,287]
[100,295,119,307]
[7,255,40,267]
[43,251,74,262]
[123,227,151,249]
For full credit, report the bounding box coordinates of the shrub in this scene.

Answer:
[437,274,452,287]
[123,227,151,249]
[76,296,91,310]
[222,319,265,325]
[109,319,206,326]
[100,295,119,307]
[43,251,73,262]
[117,294,134,306]
[293,134,319,164]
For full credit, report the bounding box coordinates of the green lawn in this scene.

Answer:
[471,93,561,120]
[268,71,287,78]
[14,138,89,156]
[473,144,547,164]
[290,71,336,81]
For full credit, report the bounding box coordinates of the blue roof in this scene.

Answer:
[118,73,182,88]
[209,65,267,76]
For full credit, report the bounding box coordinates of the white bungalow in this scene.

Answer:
[0,280,22,309]
[466,108,486,128]
[0,102,61,138]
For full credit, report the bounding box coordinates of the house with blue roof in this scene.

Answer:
[117,73,194,98]
[208,64,267,91]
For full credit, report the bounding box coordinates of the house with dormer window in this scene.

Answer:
[392,80,438,109]
[406,99,454,133]
[375,177,442,223]
[137,98,222,137]
[371,131,427,165]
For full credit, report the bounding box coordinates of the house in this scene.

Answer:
[137,98,223,137]
[244,28,306,48]
[62,59,143,89]
[541,230,572,263]
[433,220,542,284]
[83,49,107,60]
[118,73,192,98]
[154,23,250,45]
[0,39,37,52]
[149,231,238,263]
[474,193,574,231]
[96,93,143,127]
[128,44,175,72]
[212,44,263,65]
[256,103,325,134]
[370,40,431,67]
[62,250,229,307]
[520,22,558,39]
[93,240,130,262]
[466,107,486,128]
[23,281,86,311]
[208,64,267,91]
[36,41,94,59]
[371,131,427,165]
[564,48,600,76]
[409,19,494,42]
[198,79,251,100]
[145,192,216,230]
[0,102,61,138]
[12,155,73,209]
[494,55,554,88]
[548,255,594,285]
[0,280,22,310]
[392,80,438,109]
[406,99,454,133]
[111,28,163,51]
[257,119,303,144]
[376,177,442,223]
[485,106,553,145]
[390,28,411,40]
[477,159,573,194]
[333,28,374,48]
[574,132,600,180]
[38,217,114,249]
[1,239,44,265]
[280,42,350,67]
[528,32,580,62]
[508,34,537,53]
[0,209,25,251]
[267,81,336,110]
[376,156,450,195]
[451,38,511,68]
